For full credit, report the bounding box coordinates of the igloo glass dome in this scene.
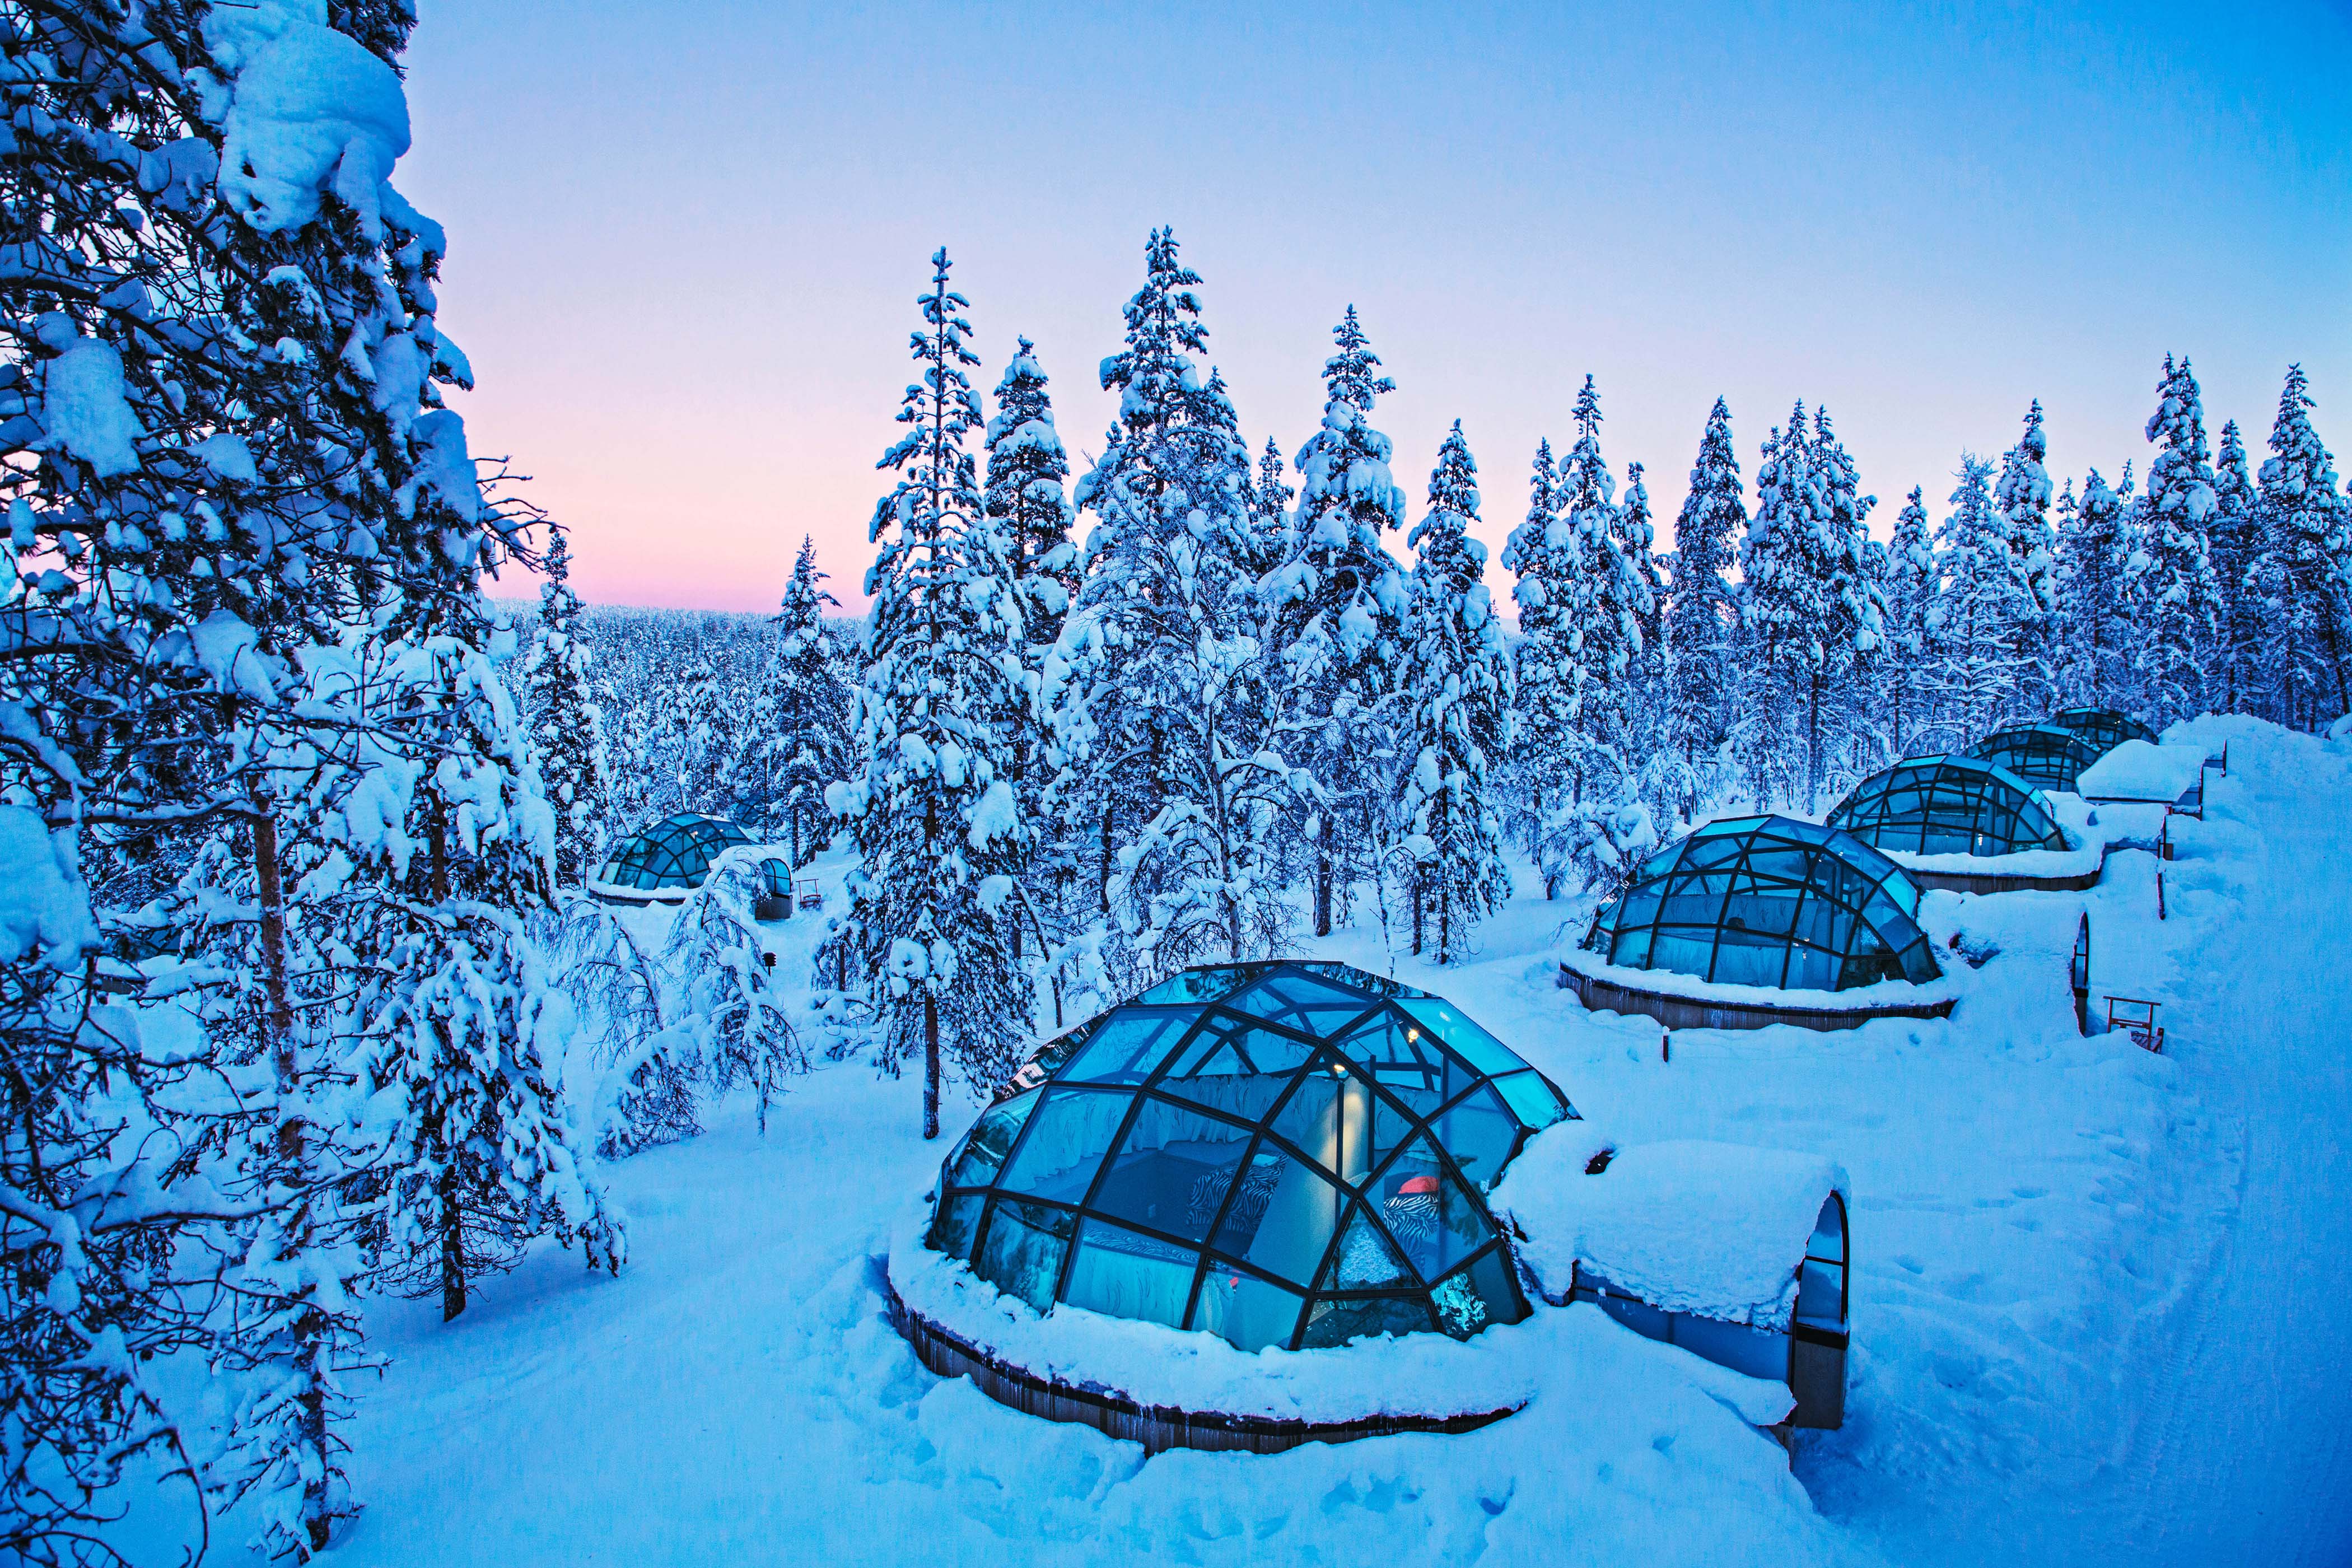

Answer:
[2043,707,2158,752]
[1584,815,1940,992]
[927,961,1574,1352]
[1827,754,2068,858]
[588,811,754,904]
[1963,724,2105,793]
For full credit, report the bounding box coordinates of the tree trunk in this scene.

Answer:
[1807,664,1824,812]
[1410,868,1424,956]
[438,1161,466,1322]
[1439,890,1452,967]
[1313,817,1333,937]
[923,991,940,1141]
[1099,804,1115,914]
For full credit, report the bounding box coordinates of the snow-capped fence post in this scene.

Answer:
[1661,1029,1670,1064]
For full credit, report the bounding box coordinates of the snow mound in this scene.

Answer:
[35,336,142,476]
[1560,944,1961,1012]
[2076,739,2206,803]
[1496,1136,1846,1330]
[215,12,412,234]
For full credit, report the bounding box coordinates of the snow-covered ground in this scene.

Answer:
[158,718,2352,1565]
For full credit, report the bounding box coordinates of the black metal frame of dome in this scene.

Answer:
[1827,755,2068,859]
[587,812,754,904]
[920,960,1574,1360]
[1963,724,2106,793]
[2043,707,2158,752]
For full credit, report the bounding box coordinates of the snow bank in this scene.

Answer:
[1496,1136,1845,1329]
[2076,740,2206,803]
[885,1194,1794,1429]
[1560,945,1962,1012]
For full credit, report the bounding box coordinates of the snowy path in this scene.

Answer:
[2099,721,2352,1565]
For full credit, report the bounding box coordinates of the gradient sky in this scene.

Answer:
[398,0,2352,615]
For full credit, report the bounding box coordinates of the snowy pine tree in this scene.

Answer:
[1992,401,2061,718]
[830,249,1032,1139]
[1663,399,1744,817]
[520,527,607,886]
[2250,365,2352,726]
[1880,487,1941,755]
[1394,422,1513,963]
[761,536,851,865]
[1048,230,1293,996]
[1502,438,1570,856]
[2209,418,2260,714]
[1928,454,2034,741]
[984,337,1078,650]
[2128,355,2225,725]
[1248,433,1294,575]
[2056,468,2137,708]
[1262,306,1408,935]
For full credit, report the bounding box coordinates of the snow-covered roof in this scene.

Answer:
[1495,1135,1848,1331]
[2075,739,2208,804]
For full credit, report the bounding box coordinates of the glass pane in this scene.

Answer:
[1649,930,1714,977]
[1328,1205,1411,1287]
[1394,996,1525,1076]
[973,1200,1072,1313]
[1210,1149,1345,1287]
[1430,1086,1522,1189]
[1796,1257,1844,1327]
[1189,1266,1305,1352]
[1709,928,1786,987]
[1809,1197,1845,1263]
[1783,944,1838,992]
[995,1088,1130,1205]
[948,1088,1042,1188]
[1298,1294,1436,1348]
[1490,1071,1566,1132]
[1370,1138,1490,1281]
[1062,1219,1199,1328]
[1272,1068,1379,1184]
[1061,1010,1193,1085]
[1373,1092,1420,1169]
[1331,1011,1465,1106]
[1223,972,1378,1032]
[1088,1098,1257,1242]
[1444,1245,1528,1333]
[1609,927,1655,968]
[928,1193,984,1260]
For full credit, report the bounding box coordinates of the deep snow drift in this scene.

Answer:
[150,717,2351,1565]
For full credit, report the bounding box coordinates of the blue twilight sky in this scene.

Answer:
[398,0,2352,613]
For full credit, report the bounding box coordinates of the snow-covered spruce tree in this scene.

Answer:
[1991,401,2060,720]
[354,624,624,1324]
[2251,365,2352,726]
[760,536,851,865]
[1394,423,1513,963]
[1663,399,1744,818]
[2209,417,2260,714]
[1927,454,2033,742]
[1261,305,1408,936]
[2127,354,2224,726]
[1738,404,1884,809]
[1879,487,1942,755]
[1046,229,1291,999]
[984,336,1077,651]
[1501,438,1568,856]
[2056,468,2137,708]
[1248,433,1294,576]
[519,526,606,886]
[830,249,1031,1139]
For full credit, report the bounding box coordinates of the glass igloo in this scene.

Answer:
[927,961,1573,1352]
[1583,816,1940,991]
[1963,724,2104,792]
[2044,707,2158,752]
[1826,754,2068,858]
[587,812,754,904]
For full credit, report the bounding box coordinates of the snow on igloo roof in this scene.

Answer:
[1584,815,1940,993]
[927,961,1576,1354]
[589,811,754,897]
[1963,724,2106,792]
[1826,754,2069,859]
